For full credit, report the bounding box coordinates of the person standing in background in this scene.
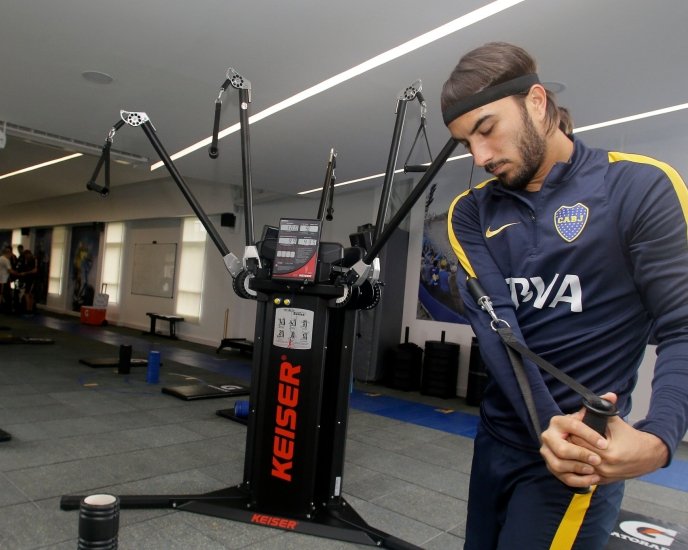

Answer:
[19,249,38,315]
[0,247,18,313]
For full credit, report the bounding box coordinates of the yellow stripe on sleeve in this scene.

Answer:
[447,191,476,278]
[446,179,494,279]
[549,487,596,550]
[608,151,688,240]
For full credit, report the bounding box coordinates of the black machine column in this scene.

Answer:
[244,281,355,517]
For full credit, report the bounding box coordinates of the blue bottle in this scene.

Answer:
[146,351,161,384]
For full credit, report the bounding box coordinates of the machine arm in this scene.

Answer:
[86,110,243,276]
[208,68,260,273]
[373,80,425,244]
[128,112,230,258]
[345,137,459,287]
[344,80,445,289]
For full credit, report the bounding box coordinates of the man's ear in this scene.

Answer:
[527,84,548,122]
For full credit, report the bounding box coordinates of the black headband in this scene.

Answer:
[442,73,540,125]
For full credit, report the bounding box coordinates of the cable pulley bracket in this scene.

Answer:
[242,245,262,271]
[223,252,243,279]
[344,257,380,288]
[226,67,252,101]
[397,79,423,104]
[120,111,154,129]
[397,79,427,116]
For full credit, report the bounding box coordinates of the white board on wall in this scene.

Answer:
[131,242,177,298]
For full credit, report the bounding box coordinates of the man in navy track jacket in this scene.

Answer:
[442,42,688,550]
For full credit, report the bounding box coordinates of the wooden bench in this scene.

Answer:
[145,313,184,339]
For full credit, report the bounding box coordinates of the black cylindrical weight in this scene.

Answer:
[78,494,120,549]
[421,340,459,398]
[117,345,132,375]
[387,343,423,391]
[466,338,488,406]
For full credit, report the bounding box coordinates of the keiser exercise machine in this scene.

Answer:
[61,70,445,549]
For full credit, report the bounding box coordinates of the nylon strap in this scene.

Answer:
[495,327,599,404]
[502,338,542,440]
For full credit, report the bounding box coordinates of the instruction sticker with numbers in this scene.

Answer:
[273,308,315,349]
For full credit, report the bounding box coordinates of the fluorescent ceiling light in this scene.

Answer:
[0,122,150,182]
[298,154,472,195]
[0,153,83,181]
[300,101,688,194]
[572,103,688,134]
[151,0,526,171]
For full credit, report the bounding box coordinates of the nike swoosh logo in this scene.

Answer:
[485,222,520,238]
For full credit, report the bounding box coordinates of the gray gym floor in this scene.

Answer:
[0,313,685,549]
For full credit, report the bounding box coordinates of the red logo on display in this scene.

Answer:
[250,513,298,530]
[271,355,301,482]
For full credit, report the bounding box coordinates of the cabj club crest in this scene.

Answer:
[554,203,589,242]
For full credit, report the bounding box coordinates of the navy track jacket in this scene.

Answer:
[448,138,688,460]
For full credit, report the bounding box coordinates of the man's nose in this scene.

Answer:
[471,142,492,167]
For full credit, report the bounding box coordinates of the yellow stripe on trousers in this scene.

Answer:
[549,486,596,550]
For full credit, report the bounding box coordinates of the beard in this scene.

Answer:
[489,105,547,191]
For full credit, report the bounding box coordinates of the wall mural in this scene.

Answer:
[0,231,11,251]
[417,161,480,325]
[67,225,101,312]
[33,228,52,305]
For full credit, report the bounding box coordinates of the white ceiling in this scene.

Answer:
[1,0,688,211]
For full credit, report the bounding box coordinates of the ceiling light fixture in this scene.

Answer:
[151,0,526,171]
[0,153,83,181]
[298,154,472,195]
[572,102,688,134]
[299,101,688,194]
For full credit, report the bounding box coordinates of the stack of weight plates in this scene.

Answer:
[421,333,459,398]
